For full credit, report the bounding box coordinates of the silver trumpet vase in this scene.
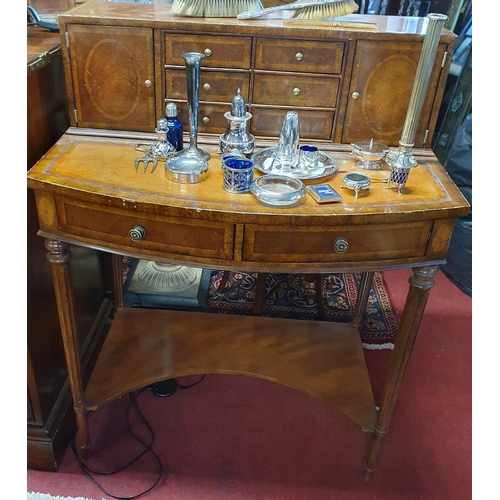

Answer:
[165,52,210,183]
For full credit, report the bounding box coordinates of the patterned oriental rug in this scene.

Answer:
[122,258,398,350]
[206,270,398,349]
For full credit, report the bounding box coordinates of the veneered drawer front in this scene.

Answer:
[255,38,345,74]
[253,73,339,107]
[164,33,252,69]
[242,223,432,263]
[250,106,334,140]
[175,102,230,134]
[56,198,234,260]
[166,69,250,103]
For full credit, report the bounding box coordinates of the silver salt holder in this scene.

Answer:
[220,88,254,155]
[351,139,390,170]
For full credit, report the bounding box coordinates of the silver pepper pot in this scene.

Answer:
[220,88,255,155]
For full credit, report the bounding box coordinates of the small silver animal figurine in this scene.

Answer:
[134,118,176,173]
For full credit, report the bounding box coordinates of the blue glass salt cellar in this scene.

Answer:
[165,103,183,151]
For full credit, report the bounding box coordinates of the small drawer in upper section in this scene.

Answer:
[164,33,252,69]
[253,74,340,108]
[250,106,334,140]
[175,102,231,134]
[255,38,345,74]
[166,69,250,103]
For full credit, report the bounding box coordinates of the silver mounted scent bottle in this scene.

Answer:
[220,88,254,155]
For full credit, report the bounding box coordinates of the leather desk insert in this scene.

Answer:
[27,132,469,477]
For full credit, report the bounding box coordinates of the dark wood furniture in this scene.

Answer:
[57,1,456,147]
[27,132,469,478]
[27,26,109,471]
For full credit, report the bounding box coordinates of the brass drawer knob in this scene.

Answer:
[295,52,303,61]
[202,116,210,124]
[129,226,146,241]
[144,79,152,88]
[352,91,360,100]
[293,87,301,96]
[204,48,212,57]
[203,83,211,91]
[333,237,349,253]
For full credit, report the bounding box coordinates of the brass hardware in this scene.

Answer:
[293,88,300,96]
[204,48,212,57]
[203,83,211,91]
[352,91,360,100]
[144,80,152,88]
[333,237,349,253]
[202,116,210,124]
[295,52,303,61]
[129,226,146,241]
[422,129,429,148]
[441,51,448,68]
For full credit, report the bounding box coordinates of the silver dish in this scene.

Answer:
[351,139,390,170]
[250,175,307,207]
[252,147,339,180]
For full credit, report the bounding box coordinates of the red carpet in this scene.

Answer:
[27,268,472,500]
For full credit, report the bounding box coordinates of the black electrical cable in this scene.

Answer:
[175,375,206,390]
[71,387,163,499]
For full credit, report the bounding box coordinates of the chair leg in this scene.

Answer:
[217,270,231,293]
[252,273,267,315]
[313,274,325,320]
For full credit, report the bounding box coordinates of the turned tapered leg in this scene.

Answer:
[105,252,124,310]
[352,271,375,329]
[45,239,91,457]
[363,265,439,480]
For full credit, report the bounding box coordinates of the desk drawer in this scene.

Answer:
[166,69,250,103]
[164,33,252,69]
[255,38,345,74]
[253,73,339,107]
[56,198,235,260]
[242,222,432,263]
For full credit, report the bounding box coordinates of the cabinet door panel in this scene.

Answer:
[68,25,155,132]
[166,69,250,103]
[341,40,446,147]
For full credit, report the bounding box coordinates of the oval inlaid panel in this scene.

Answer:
[85,39,141,121]
[362,54,417,136]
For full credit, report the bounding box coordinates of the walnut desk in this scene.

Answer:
[27,131,469,479]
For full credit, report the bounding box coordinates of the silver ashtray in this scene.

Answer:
[250,175,306,207]
[341,173,371,199]
[351,139,390,170]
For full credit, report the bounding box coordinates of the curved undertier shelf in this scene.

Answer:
[85,308,377,431]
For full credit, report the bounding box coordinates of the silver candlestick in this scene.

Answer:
[386,13,447,194]
[165,52,210,183]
